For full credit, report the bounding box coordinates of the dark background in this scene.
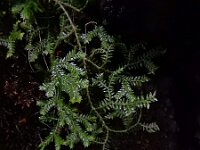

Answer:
[95,0,200,149]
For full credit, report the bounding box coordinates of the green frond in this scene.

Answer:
[122,43,165,75]
[81,26,114,66]
[135,92,158,109]
[0,39,10,48]
[55,14,75,47]
[54,134,65,150]
[122,114,134,128]
[39,131,54,150]
[12,0,42,22]
[9,22,25,41]
[65,48,85,61]
[37,98,56,116]
[130,75,150,86]
[108,67,124,85]
[56,107,97,148]
[143,59,159,74]
[11,4,24,15]
[0,21,25,58]
[26,34,56,62]
[0,39,15,58]
[140,122,160,133]
[26,27,47,45]
[13,1,163,149]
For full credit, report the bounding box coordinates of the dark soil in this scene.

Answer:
[0,51,49,150]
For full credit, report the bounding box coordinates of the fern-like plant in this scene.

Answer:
[0,0,160,150]
[37,20,159,150]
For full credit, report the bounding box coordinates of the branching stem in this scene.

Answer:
[54,0,82,50]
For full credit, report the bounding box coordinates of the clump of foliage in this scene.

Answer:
[0,0,160,150]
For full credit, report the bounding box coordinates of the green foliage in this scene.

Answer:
[11,0,42,22]
[121,43,165,74]
[140,122,160,133]
[0,0,161,150]
[0,21,25,58]
[39,50,88,103]
[0,0,42,58]
[37,23,159,149]
[81,26,114,67]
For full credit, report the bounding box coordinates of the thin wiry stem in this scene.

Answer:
[59,1,81,12]
[35,19,49,71]
[84,21,97,54]
[83,21,97,67]
[85,21,97,34]
[85,82,141,149]
[79,0,88,11]
[107,109,142,133]
[54,0,82,50]
[59,0,88,12]
[102,130,109,150]
[86,87,110,149]
[85,58,111,73]
[54,30,74,49]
